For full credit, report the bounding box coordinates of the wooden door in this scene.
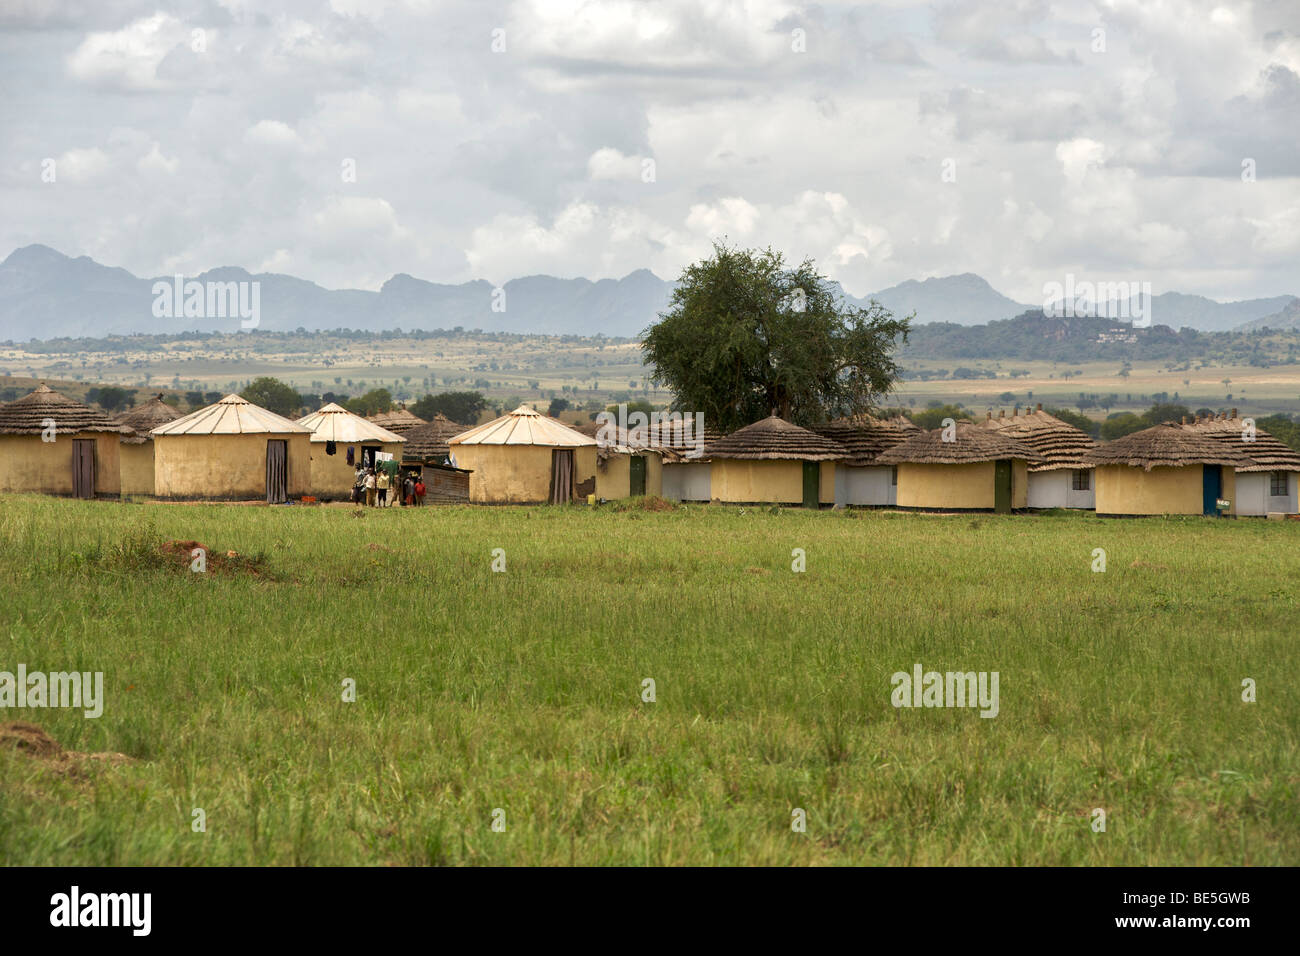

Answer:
[629,455,647,496]
[266,439,288,504]
[801,461,820,509]
[994,460,1012,514]
[72,439,96,499]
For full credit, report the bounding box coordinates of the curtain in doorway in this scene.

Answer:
[549,448,574,504]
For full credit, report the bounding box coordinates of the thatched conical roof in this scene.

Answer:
[703,415,849,461]
[886,415,922,433]
[573,416,722,462]
[0,383,133,436]
[809,415,914,466]
[401,414,465,462]
[980,405,1096,472]
[450,405,596,447]
[367,406,426,434]
[1082,421,1238,471]
[1183,412,1300,472]
[297,403,405,444]
[116,394,181,443]
[874,421,1045,465]
[152,394,310,436]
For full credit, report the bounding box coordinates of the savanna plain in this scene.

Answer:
[0,496,1295,865]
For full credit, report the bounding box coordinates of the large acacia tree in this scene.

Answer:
[642,243,911,431]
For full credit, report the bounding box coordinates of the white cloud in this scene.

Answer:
[587,148,646,181]
[55,147,111,184]
[66,13,187,90]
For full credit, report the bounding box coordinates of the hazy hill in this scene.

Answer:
[0,245,1293,340]
[854,273,1032,325]
[1238,297,1300,331]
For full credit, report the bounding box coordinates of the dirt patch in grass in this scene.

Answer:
[0,722,134,776]
[156,539,270,576]
[610,496,678,512]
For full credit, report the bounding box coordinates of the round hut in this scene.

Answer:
[980,404,1097,509]
[1082,421,1238,516]
[116,394,181,497]
[402,413,465,469]
[0,383,133,498]
[151,394,312,502]
[448,404,598,504]
[702,415,848,507]
[296,402,405,501]
[655,416,721,503]
[810,415,915,507]
[400,413,473,503]
[1182,411,1300,516]
[367,404,427,436]
[874,421,1044,513]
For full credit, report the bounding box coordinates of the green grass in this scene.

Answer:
[0,496,1295,865]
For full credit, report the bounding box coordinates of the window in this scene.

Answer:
[891,466,898,486]
[1271,471,1289,497]
[1072,469,1091,491]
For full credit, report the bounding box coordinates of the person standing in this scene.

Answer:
[403,473,415,507]
[414,476,427,507]
[365,468,377,507]
[376,467,389,507]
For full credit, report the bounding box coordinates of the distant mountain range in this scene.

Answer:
[0,244,1294,340]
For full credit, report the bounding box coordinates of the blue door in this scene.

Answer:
[1202,465,1221,516]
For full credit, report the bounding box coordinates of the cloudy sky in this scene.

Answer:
[2,0,1298,302]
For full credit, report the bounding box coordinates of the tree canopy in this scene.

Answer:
[642,243,910,431]
[411,390,487,425]
[240,377,302,418]
[343,388,393,417]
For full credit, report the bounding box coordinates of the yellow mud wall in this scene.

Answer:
[1013,459,1028,509]
[119,441,156,496]
[595,453,664,499]
[153,433,311,499]
[455,444,598,503]
[1221,468,1237,515]
[820,462,835,505]
[0,432,121,496]
[597,453,630,499]
[1094,464,1203,515]
[308,440,404,499]
[710,459,804,503]
[896,462,995,510]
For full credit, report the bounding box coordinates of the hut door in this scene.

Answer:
[266,440,288,504]
[550,449,574,504]
[629,455,647,496]
[994,460,1012,514]
[72,439,96,499]
[1202,465,1221,516]
[801,461,820,509]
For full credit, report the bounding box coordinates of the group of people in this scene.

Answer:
[352,464,426,507]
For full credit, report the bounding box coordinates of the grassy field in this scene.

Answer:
[0,496,1296,865]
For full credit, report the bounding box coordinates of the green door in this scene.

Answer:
[1202,465,1221,516]
[629,455,647,497]
[802,461,820,509]
[994,459,1012,514]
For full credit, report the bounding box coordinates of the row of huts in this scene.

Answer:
[0,384,1297,516]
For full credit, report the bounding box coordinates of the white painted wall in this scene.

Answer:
[662,461,712,501]
[1027,469,1095,509]
[834,465,896,506]
[1235,471,1298,516]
